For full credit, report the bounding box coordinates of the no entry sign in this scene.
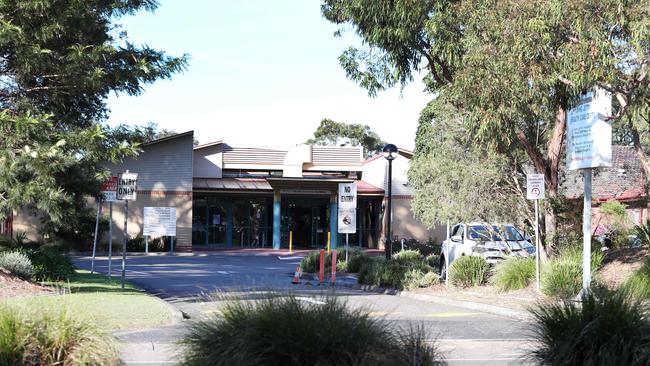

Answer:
[527,174,545,200]
[117,172,138,201]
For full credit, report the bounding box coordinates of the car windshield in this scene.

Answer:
[468,225,525,241]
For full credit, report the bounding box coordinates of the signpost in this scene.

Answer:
[527,173,545,293]
[100,176,118,277]
[566,89,612,294]
[338,182,357,262]
[117,171,138,289]
[143,207,177,254]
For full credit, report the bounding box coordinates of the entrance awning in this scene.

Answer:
[266,177,353,193]
[193,178,272,191]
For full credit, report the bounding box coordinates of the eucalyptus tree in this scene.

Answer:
[322,0,650,250]
[0,0,187,232]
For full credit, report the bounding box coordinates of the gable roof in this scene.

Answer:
[562,145,646,202]
[142,130,193,147]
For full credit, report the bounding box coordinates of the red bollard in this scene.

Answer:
[331,250,337,285]
[319,249,325,285]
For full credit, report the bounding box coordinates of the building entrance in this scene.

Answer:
[282,197,329,248]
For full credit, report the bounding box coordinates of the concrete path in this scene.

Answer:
[73,252,534,365]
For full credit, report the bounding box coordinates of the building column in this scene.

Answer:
[329,192,338,250]
[273,190,281,250]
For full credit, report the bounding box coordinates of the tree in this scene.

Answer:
[306,118,385,157]
[0,0,187,232]
[322,0,650,252]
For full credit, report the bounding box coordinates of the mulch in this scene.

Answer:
[0,267,53,299]
[598,247,649,289]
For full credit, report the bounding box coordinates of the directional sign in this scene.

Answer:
[566,89,612,170]
[117,172,138,201]
[144,207,176,236]
[527,174,545,200]
[100,176,118,202]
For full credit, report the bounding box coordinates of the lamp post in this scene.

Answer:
[382,144,398,260]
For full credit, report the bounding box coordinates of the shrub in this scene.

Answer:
[0,251,34,279]
[0,306,120,365]
[621,260,650,300]
[448,255,489,288]
[300,248,369,273]
[527,288,650,366]
[358,257,407,289]
[127,236,168,252]
[426,254,440,272]
[491,257,535,291]
[300,251,322,273]
[393,249,424,264]
[403,269,440,290]
[28,248,76,281]
[179,295,445,366]
[347,250,371,273]
[542,246,605,298]
[634,223,650,247]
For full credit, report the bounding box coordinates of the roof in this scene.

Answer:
[363,148,414,165]
[194,140,223,150]
[357,180,384,195]
[562,146,646,202]
[142,130,193,147]
[193,178,272,191]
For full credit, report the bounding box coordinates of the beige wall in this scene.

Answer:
[101,192,192,252]
[390,198,444,243]
[11,209,43,241]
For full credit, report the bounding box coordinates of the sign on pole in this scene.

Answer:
[117,172,138,201]
[338,183,357,234]
[527,173,544,293]
[566,89,613,170]
[144,207,177,237]
[526,174,545,200]
[100,176,118,202]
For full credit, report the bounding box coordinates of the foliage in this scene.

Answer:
[179,295,445,366]
[527,288,650,366]
[0,0,187,231]
[426,254,441,272]
[127,236,168,252]
[300,248,369,273]
[542,246,605,298]
[634,223,650,248]
[28,247,76,281]
[322,0,650,248]
[357,251,437,290]
[403,269,440,290]
[621,260,650,301]
[0,306,120,366]
[0,251,34,279]
[347,250,372,273]
[491,257,535,292]
[409,103,529,227]
[392,249,424,265]
[306,118,385,157]
[448,256,490,288]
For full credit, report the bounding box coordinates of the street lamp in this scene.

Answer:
[382,143,398,259]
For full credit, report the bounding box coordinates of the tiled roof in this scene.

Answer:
[562,146,646,202]
[357,180,384,195]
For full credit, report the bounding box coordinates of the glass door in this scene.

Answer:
[207,199,228,245]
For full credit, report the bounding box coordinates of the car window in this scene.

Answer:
[451,225,463,237]
[469,225,499,241]
[504,226,524,241]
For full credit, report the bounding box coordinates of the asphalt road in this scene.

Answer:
[73,253,534,365]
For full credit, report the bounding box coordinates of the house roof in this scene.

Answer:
[562,145,646,202]
[194,140,223,150]
[142,130,193,147]
[357,180,384,195]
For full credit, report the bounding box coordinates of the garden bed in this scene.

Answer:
[0,267,53,298]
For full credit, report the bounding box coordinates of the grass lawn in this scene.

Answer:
[2,270,175,330]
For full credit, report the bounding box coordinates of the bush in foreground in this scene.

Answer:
[622,259,650,300]
[0,306,120,365]
[180,295,445,366]
[491,257,535,291]
[542,246,604,298]
[0,251,34,279]
[448,255,489,288]
[527,288,650,366]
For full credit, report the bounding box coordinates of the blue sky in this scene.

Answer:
[107,0,430,150]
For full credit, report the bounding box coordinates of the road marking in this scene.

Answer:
[424,312,480,318]
[278,256,303,260]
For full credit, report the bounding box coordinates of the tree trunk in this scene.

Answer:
[629,121,650,183]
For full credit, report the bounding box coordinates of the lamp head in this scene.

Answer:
[382,144,398,161]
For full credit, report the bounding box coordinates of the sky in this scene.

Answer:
[107,0,431,150]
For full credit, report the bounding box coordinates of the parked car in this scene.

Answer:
[439,223,534,278]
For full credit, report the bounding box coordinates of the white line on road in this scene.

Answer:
[296,297,326,305]
[277,256,303,260]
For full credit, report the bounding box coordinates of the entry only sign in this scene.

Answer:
[338,182,357,234]
[100,176,118,202]
[117,172,138,201]
[526,174,545,200]
[144,207,176,237]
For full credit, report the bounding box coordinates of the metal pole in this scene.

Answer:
[145,235,149,254]
[535,199,541,293]
[171,236,175,255]
[582,169,593,293]
[121,200,128,289]
[345,233,350,263]
[108,202,113,278]
[90,197,101,274]
[445,219,450,288]
[386,159,393,260]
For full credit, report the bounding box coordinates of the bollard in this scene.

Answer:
[289,231,293,254]
[327,232,331,254]
[331,250,337,285]
[319,249,325,285]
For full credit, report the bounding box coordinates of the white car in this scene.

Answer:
[439,223,534,278]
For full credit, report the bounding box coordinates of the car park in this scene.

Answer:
[440,223,534,278]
